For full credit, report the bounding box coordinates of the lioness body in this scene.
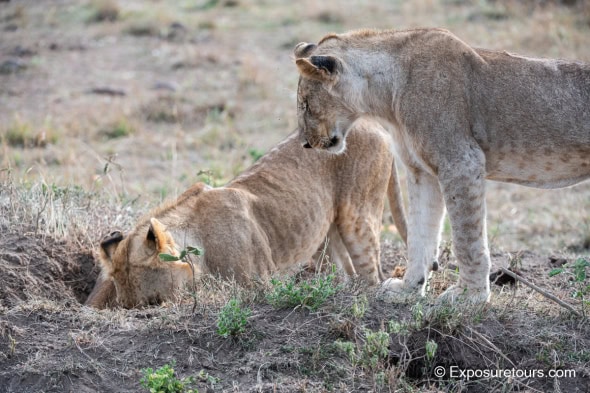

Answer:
[294,28,590,303]
[86,120,407,308]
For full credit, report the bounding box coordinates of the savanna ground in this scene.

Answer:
[1,0,590,392]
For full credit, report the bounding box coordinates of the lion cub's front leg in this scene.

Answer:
[380,168,445,301]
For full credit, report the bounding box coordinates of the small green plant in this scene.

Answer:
[140,362,197,393]
[410,302,424,328]
[387,320,410,335]
[248,148,264,162]
[334,340,358,365]
[266,267,341,311]
[334,331,390,370]
[425,339,438,362]
[550,257,590,314]
[216,298,251,338]
[102,118,136,139]
[197,369,220,388]
[350,294,368,319]
[159,246,203,263]
[361,329,389,371]
[159,246,203,311]
[196,169,224,187]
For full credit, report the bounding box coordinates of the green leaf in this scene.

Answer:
[186,246,203,256]
[573,258,589,282]
[159,253,181,262]
[548,268,564,277]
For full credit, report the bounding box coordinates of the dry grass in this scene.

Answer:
[1,0,588,247]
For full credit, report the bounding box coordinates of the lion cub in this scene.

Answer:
[86,119,406,308]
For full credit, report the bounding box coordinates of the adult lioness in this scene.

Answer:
[86,119,407,308]
[293,28,590,304]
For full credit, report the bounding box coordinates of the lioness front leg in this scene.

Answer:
[437,148,491,304]
[381,168,445,300]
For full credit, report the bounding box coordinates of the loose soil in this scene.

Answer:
[1,232,589,392]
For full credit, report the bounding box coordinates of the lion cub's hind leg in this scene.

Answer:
[325,224,355,277]
[335,212,382,286]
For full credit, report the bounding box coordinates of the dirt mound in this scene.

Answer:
[0,232,589,392]
[0,229,98,307]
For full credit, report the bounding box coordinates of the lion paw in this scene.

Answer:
[376,278,421,303]
[436,285,490,305]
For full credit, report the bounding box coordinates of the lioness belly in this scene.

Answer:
[485,146,590,188]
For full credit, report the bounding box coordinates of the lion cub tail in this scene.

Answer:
[387,159,408,245]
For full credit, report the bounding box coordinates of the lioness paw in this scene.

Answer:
[436,285,490,305]
[377,278,421,303]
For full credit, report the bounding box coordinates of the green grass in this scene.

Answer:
[101,118,136,139]
[216,298,251,338]
[266,267,342,312]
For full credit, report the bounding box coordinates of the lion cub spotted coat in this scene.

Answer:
[86,120,406,308]
[294,28,590,303]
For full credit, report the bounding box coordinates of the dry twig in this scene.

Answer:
[499,267,581,317]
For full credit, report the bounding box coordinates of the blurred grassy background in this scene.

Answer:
[1,0,589,252]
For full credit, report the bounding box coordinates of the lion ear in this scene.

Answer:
[293,42,317,58]
[296,55,341,82]
[147,217,177,255]
[99,231,124,274]
[100,231,124,261]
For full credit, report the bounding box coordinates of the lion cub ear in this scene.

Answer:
[147,218,177,255]
[296,55,341,82]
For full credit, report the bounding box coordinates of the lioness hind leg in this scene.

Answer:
[336,216,382,286]
[437,149,491,304]
[380,168,445,300]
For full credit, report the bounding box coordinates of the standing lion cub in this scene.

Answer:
[293,28,590,304]
[86,120,407,308]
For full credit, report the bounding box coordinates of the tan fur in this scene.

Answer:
[88,120,408,308]
[294,28,590,303]
[84,269,117,309]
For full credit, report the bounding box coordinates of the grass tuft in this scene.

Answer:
[216,298,251,338]
[266,267,342,312]
[100,117,136,140]
[87,0,120,23]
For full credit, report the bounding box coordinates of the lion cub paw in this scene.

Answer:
[377,278,421,303]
